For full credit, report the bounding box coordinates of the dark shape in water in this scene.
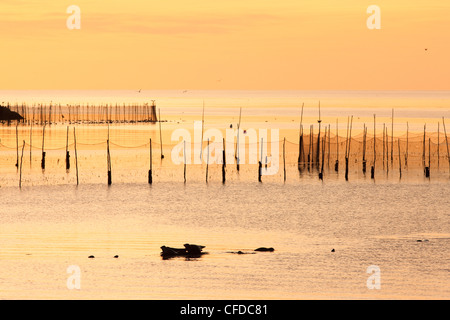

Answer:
[160,243,206,258]
[254,247,274,252]
[88,255,95,258]
[114,255,119,258]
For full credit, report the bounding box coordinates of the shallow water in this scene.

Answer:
[0,178,449,299]
[0,90,449,300]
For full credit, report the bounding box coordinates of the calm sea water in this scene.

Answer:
[0,90,449,299]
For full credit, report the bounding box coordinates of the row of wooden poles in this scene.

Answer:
[296,112,450,181]
[2,102,158,125]
[15,119,450,189]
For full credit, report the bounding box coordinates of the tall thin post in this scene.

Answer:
[41,125,46,170]
[200,100,205,161]
[19,140,25,188]
[149,138,153,184]
[66,126,70,171]
[438,122,440,168]
[29,123,32,165]
[391,108,394,164]
[184,140,186,183]
[283,137,286,182]
[442,117,450,175]
[405,122,409,167]
[159,109,164,159]
[222,138,226,184]
[335,118,339,172]
[398,138,402,179]
[74,127,79,186]
[15,124,19,169]
[259,137,263,182]
[371,115,376,179]
[206,138,209,183]
[362,123,367,174]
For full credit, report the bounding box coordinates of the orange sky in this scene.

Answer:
[0,0,449,90]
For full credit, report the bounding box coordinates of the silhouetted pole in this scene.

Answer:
[41,125,46,170]
[29,123,32,164]
[258,138,263,182]
[15,124,19,169]
[283,137,286,182]
[335,118,339,172]
[362,123,367,174]
[398,138,402,179]
[206,138,209,183]
[148,138,153,184]
[66,126,70,171]
[74,127,79,186]
[159,109,164,159]
[405,122,409,167]
[443,117,450,175]
[371,115,376,179]
[19,140,25,188]
[184,140,186,183]
[391,108,394,165]
[222,138,226,184]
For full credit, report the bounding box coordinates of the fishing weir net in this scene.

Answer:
[0,122,449,187]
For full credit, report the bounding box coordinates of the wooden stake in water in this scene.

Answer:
[41,125,46,171]
[405,122,409,167]
[438,121,440,168]
[335,118,339,172]
[371,115,376,179]
[149,138,153,184]
[443,117,450,175]
[362,123,367,174]
[29,123,32,165]
[19,140,25,189]
[159,109,164,159]
[107,138,112,185]
[222,138,226,184]
[283,137,286,182]
[422,124,426,171]
[391,108,394,164]
[398,138,402,179]
[259,138,263,182]
[236,107,242,172]
[298,103,304,170]
[206,138,209,183]
[200,100,205,162]
[74,127,79,186]
[66,126,70,171]
[15,124,19,169]
[184,140,186,184]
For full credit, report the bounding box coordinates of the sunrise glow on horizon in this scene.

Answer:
[1,0,449,90]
